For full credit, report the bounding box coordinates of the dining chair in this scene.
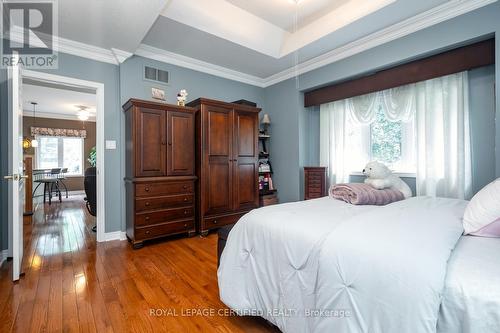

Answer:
[57,168,69,198]
[34,168,62,205]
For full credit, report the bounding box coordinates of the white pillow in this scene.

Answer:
[463,178,500,235]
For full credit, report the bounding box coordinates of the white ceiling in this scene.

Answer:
[22,84,96,122]
[11,0,495,87]
[143,0,453,78]
[57,0,168,52]
[159,0,397,58]
[226,0,351,32]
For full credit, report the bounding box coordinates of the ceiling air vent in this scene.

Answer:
[144,66,169,85]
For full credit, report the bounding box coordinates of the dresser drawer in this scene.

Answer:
[136,181,194,197]
[135,194,194,212]
[204,212,246,229]
[136,207,194,226]
[308,186,322,193]
[304,167,327,200]
[307,192,323,199]
[135,220,194,240]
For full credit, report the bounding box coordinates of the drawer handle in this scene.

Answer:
[145,217,150,221]
[145,230,151,235]
[183,197,188,202]
[184,223,188,228]
[145,202,150,206]
[184,210,188,215]
[213,220,218,224]
[145,187,150,192]
[183,185,188,189]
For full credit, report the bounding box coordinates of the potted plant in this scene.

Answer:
[88,146,96,167]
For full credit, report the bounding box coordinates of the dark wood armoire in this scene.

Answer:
[187,98,260,236]
[123,99,196,248]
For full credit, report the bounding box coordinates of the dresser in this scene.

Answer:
[304,167,328,200]
[123,99,196,248]
[187,98,260,236]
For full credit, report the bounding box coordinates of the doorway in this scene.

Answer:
[8,70,106,280]
[22,70,105,242]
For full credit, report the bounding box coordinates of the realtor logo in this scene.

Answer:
[1,0,58,68]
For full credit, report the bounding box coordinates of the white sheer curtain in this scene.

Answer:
[415,72,472,199]
[320,100,348,185]
[320,86,416,187]
[319,71,472,199]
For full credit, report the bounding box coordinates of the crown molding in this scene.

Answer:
[56,37,118,65]
[137,0,496,88]
[6,25,119,65]
[4,0,496,87]
[112,48,133,64]
[135,44,267,87]
[263,0,498,87]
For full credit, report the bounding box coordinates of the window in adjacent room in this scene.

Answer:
[36,136,84,176]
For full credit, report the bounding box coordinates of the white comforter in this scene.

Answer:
[438,236,500,333]
[218,197,467,333]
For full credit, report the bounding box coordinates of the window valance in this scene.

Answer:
[342,83,416,125]
[305,38,494,107]
[31,127,87,138]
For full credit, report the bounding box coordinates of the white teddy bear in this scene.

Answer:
[363,161,412,199]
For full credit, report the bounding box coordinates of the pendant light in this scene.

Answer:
[77,105,90,121]
[31,102,39,148]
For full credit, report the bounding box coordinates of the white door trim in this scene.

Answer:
[22,69,106,243]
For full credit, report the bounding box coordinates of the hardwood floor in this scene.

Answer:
[0,195,279,332]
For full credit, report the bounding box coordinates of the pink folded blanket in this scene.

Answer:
[330,183,405,205]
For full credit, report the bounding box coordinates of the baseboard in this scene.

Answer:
[68,190,85,196]
[33,190,85,199]
[0,249,9,267]
[104,231,127,242]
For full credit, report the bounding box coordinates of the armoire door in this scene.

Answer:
[167,111,194,176]
[135,107,166,177]
[232,110,259,211]
[204,105,233,215]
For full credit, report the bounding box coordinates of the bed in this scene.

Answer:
[217,197,500,333]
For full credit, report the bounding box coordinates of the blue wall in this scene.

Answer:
[265,2,500,203]
[0,52,265,246]
[263,79,302,202]
[1,2,499,244]
[469,65,497,194]
[34,54,122,233]
[120,56,265,106]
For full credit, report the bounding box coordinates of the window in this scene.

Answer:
[346,106,416,174]
[370,106,416,173]
[37,136,84,176]
[321,71,470,197]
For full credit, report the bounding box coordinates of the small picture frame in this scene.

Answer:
[151,87,165,101]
